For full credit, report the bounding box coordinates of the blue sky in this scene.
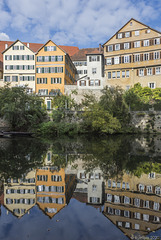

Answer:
[0,0,161,48]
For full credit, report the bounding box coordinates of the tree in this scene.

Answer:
[0,85,47,131]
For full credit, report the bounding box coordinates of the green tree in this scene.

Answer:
[0,85,47,131]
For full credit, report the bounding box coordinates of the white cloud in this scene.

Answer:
[0,32,10,40]
[0,0,160,47]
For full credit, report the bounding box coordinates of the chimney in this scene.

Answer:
[99,44,102,53]
[27,43,30,48]
[5,43,8,49]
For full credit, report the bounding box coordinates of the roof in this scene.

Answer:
[71,47,103,61]
[59,45,79,56]
[103,18,161,46]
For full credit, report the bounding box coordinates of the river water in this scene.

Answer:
[0,135,161,240]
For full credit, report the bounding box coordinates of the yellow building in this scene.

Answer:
[35,40,76,109]
[36,167,66,218]
[103,171,161,239]
[103,18,161,90]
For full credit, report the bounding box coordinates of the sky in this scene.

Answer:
[0,0,161,49]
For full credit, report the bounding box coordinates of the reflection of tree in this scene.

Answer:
[0,138,47,180]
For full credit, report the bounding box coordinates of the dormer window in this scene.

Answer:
[130,22,132,26]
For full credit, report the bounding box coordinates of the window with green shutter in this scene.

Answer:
[44,47,47,51]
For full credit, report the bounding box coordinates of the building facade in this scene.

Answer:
[35,40,76,109]
[2,40,37,93]
[104,18,161,90]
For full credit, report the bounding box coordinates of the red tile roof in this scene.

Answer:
[71,47,103,61]
[59,45,79,56]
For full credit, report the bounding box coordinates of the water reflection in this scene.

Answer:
[0,136,161,239]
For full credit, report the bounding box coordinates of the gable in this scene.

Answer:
[37,40,65,56]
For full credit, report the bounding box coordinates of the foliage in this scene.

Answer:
[124,83,161,111]
[0,85,47,131]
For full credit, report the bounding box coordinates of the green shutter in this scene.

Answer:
[27,55,29,60]
[37,78,39,84]
[46,78,47,84]
[51,78,53,84]
[37,56,39,62]
[16,76,18,82]
[49,67,51,73]
[42,68,44,73]
[49,56,51,62]
[22,55,24,60]
[17,55,19,60]
[36,68,38,73]
[55,56,58,61]
[60,78,61,84]
[61,67,63,73]
[4,76,6,81]
[44,47,47,51]
[55,67,57,73]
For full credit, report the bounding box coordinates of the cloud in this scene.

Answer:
[0,0,160,47]
[0,32,10,40]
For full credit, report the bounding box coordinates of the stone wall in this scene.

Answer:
[65,85,103,104]
[131,111,161,133]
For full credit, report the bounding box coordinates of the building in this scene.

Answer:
[0,40,43,80]
[65,46,105,103]
[103,171,161,238]
[35,40,77,109]
[2,40,41,93]
[4,170,36,218]
[103,18,161,90]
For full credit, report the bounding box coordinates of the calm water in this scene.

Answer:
[0,135,161,240]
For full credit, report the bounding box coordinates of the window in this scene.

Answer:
[118,33,122,39]
[135,30,139,36]
[84,70,87,74]
[107,194,112,202]
[115,44,120,51]
[144,53,149,61]
[4,76,10,82]
[117,182,121,188]
[112,71,116,78]
[114,56,119,64]
[114,195,120,203]
[106,58,112,65]
[149,172,155,178]
[143,214,149,221]
[92,68,96,74]
[149,83,155,89]
[126,85,130,90]
[38,89,48,95]
[122,71,125,78]
[154,38,160,45]
[126,70,129,78]
[44,46,56,51]
[146,185,152,192]
[115,209,120,216]
[122,182,125,189]
[134,198,140,207]
[44,56,49,62]
[134,41,140,48]
[108,207,114,214]
[144,200,149,208]
[156,67,161,75]
[135,224,140,230]
[108,72,111,79]
[124,196,130,204]
[124,210,129,218]
[134,212,140,219]
[125,32,130,38]
[92,185,97,192]
[112,181,116,188]
[20,46,25,50]
[5,55,12,60]
[12,46,19,50]
[108,180,111,187]
[147,68,152,75]
[153,202,160,211]
[139,69,144,76]
[89,80,94,86]
[12,76,18,82]
[154,51,159,60]
[37,78,47,84]
[155,186,161,194]
[51,78,61,84]
[95,80,100,86]
[117,71,120,78]
[108,45,113,52]
[144,40,149,46]
[124,55,130,63]
[124,43,129,49]
[47,101,51,110]
[80,80,85,86]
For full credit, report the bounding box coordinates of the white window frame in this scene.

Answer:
[144,40,149,47]
[154,51,159,60]
[148,82,155,89]
[92,68,96,74]
[118,33,122,39]
[139,69,144,77]
[122,71,125,78]
[156,67,161,75]
[114,56,119,64]
[108,45,113,52]
[106,58,112,65]
[124,43,129,49]
[154,38,160,45]
[144,53,149,61]
[112,71,116,78]
[135,30,140,36]
[115,44,120,51]
[126,70,130,78]
[147,68,152,75]
[134,41,140,48]
[124,55,129,63]
[117,71,120,78]
[125,32,130,38]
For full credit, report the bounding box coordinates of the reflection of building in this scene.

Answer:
[4,170,36,218]
[66,159,104,205]
[36,167,66,218]
[103,172,161,239]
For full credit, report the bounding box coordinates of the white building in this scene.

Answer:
[2,40,36,93]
